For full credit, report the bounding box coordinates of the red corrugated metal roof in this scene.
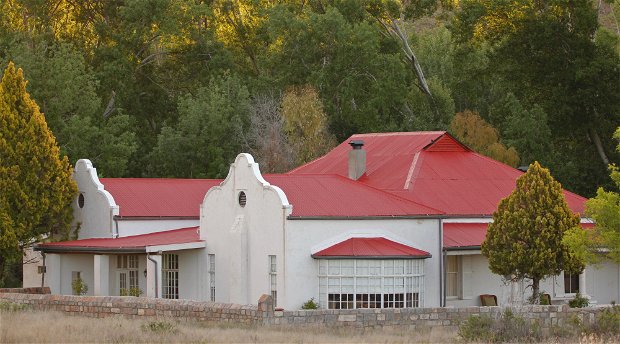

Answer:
[290,132,587,216]
[100,178,222,217]
[264,174,442,217]
[443,223,488,249]
[443,222,596,249]
[312,237,431,258]
[37,226,201,251]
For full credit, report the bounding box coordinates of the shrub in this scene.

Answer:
[120,287,143,297]
[458,309,541,343]
[301,298,318,310]
[569,292,589,308]
[0,302,28,312]
[593,307,620,335]
[142,321,177,334]
[71,277,88,296]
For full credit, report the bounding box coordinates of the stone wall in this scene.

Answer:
[0,293,262,324]
[265,304,602,331]
[0,292,608,331]
[0,287,50,294]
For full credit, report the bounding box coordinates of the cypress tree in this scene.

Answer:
[482,161,585,302]
[0,62,77,282]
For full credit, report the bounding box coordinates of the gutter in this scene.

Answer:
[444,246,481,251]
[114,215,199,221]
[311,255,432,259]
[34,246,146,254]
[286,214,494,220]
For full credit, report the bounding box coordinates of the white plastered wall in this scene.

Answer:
[117,219,199,237]
[285,219,442,310]
[201,154,291,306]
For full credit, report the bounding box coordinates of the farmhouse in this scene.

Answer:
[23,131,618,309]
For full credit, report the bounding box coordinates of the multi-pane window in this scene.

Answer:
[208,254,216,302]
[162,254,179,299]
[446,255,459,298]
[564,272,579,294]
[117,255,139,295]
[269,255,277,307]
[318,259,425,309]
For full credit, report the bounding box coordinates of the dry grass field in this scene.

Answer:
[0,309,458,343]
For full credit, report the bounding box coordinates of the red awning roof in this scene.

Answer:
[443,222,596,249]
[312,237,431,258]
[100,178,222,217]
[36,227,201,253]
[290,132,588,216]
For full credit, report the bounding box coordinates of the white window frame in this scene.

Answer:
[317,259,425,310]
[446,255,461,299]
[117,255,139,295]
[208,254,216,302]
[162,253,179,299]
[269,255,277,307]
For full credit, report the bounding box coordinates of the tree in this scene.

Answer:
[281,85,336,166]
[450,110,519,167]
[568,128,620,264]
[481,161,585,302]
[0,62,77,284]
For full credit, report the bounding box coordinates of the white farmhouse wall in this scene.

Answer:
[54,254,94,296]
[178,249,208,300]
[73,159,118,239]
[586,260,620,304]
[117,219,199,237]
[201,154,291,306]
[285,218,442,310]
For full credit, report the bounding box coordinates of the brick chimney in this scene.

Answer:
[348,140,366,180]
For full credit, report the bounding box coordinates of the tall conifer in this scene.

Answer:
[0,62,77,281]
[482,161,585,302]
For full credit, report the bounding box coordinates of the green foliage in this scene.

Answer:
[71,277,88,296]
[301,298,318,310]
[148,74,250,178]
[0,301,29,312]
[0,62,77,281]
[458,310,542,343]
[569,292,590,308]
[142,321,177,334]
[482,161,585,301]
[120,287,143,297]
[583,128,620,263]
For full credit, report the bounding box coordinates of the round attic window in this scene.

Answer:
[78,193,85,208]
[238,191,247,207]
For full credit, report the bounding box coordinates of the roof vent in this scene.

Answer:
[238,191,247,207]
[348,140,366,180]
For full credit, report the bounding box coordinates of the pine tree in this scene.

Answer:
[0,62,77,283]
[481,161,585,302]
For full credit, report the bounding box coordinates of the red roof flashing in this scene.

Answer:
[312,237,431,258]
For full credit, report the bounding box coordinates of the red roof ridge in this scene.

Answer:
[351,131,447,138]
[101,177,222,182]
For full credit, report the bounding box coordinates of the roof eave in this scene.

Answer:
[288,215,444,220]
[311,254,432,259]
[34,245,146,254]
[443,245,481,251]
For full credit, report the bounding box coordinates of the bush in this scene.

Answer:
[120,287,143,297]
[301,298,318,310]
[458,309,541,343]
[593,307,620,335]
[0,302,28,312]
[142,321,177,334]
[71,277,88,296]
[569,292,589,308]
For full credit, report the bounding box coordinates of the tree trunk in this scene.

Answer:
[588,127,610,165]
[531,277,540,304]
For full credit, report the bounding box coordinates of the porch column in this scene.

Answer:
[93,255,110,296]
[146,254,162,298]
[580,269,588,297]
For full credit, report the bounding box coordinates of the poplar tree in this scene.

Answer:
[0,62,77,282]
[482,161,585,302]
